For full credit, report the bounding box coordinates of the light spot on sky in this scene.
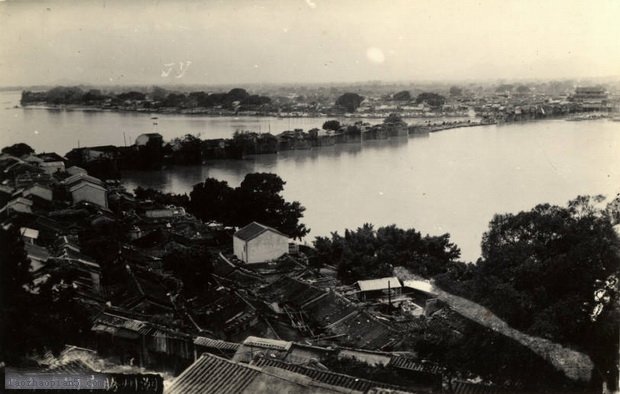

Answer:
[305,0,317,9]
[366,47,385,64]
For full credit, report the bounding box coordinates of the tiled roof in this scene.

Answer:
[194,337,241,352]
[253,357,413,393]
[389,356,443,375]
[234,221,288,241]
[167,353,261,394]
[47,359,96,374]
[357,277,401,292]
[243,336,292,351]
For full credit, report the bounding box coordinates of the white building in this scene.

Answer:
[69,181,108,208]
[233,222,289,264]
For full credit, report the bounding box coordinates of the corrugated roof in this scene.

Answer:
[167,353,261,394]
[357,277,401,292]
[234,221,288,241]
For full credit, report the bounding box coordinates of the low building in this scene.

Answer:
[69,181,108,208]
[0,197,33,215]
[233,222,289,264]
[135,133,163,147]
[22,183,53,202]
[168,353,348,394]
[356,277,402,302]
[36,152,66,174]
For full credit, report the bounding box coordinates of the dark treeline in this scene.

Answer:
[20,86,273,112]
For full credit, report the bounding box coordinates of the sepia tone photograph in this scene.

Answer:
[1,0,619,392]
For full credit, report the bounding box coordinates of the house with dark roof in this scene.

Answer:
[36,152,66,174]
[168,353,350,394]
[233,222,289,264]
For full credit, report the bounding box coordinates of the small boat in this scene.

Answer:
[151,116,159,120]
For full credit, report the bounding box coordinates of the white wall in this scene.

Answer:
[72,186,107,208]
[234,230,289,264]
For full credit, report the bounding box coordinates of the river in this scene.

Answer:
[1,90,619,261]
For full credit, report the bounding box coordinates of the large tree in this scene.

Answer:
[313,224,462,284]
[1,227,91,363]
[335,93,364,112]
[188,173,309,239]
[415,92,446,107]
[454,195,620,389]
[2,143,34,157]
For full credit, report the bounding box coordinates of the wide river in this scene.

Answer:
[2,90,619,262]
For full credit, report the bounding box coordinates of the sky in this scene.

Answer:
[1,0,619,86]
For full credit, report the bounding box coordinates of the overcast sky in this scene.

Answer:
[1,0,619,86]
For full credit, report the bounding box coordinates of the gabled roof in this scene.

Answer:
[66,166,87,176]
[68,181,107,193]
[234,221,288,241]
[169,353,347,394]
[37,152,66,162]
[63,173,104,187]
[357,277,401,292]
[253,357,414,393]
[167,353,262,394]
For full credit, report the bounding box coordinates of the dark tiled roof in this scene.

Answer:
[194,337,241,352]
[253,357,412,393]
[389,356,443,375]
[452,381,507,394]
[234,221,287,241]
[168,353,261,394]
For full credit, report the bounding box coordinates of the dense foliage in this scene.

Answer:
[2,143,35,157]
[335,92,364,112]
[189,173,309,239]
[392,90,412,101]
[415,92,446,107]
[20,87,272,111]
[313,224,461,283]
[1,227,91,363]
[437,196,620,389]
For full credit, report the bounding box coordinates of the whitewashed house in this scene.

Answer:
[69,181,108,208]
[233,222,289,264]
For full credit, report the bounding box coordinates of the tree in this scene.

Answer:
[462,195,620,389]
[1,227,90,363]
[392,90,412,101]
[314,224,461,283]
[335,93,364,112]
[2,143,34,157]
[188,173,309,239]
[449,86,463,96]
[322,120,341,131]
[516,85,530,94]
[189,178,234,223]
[415,92,446,107]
